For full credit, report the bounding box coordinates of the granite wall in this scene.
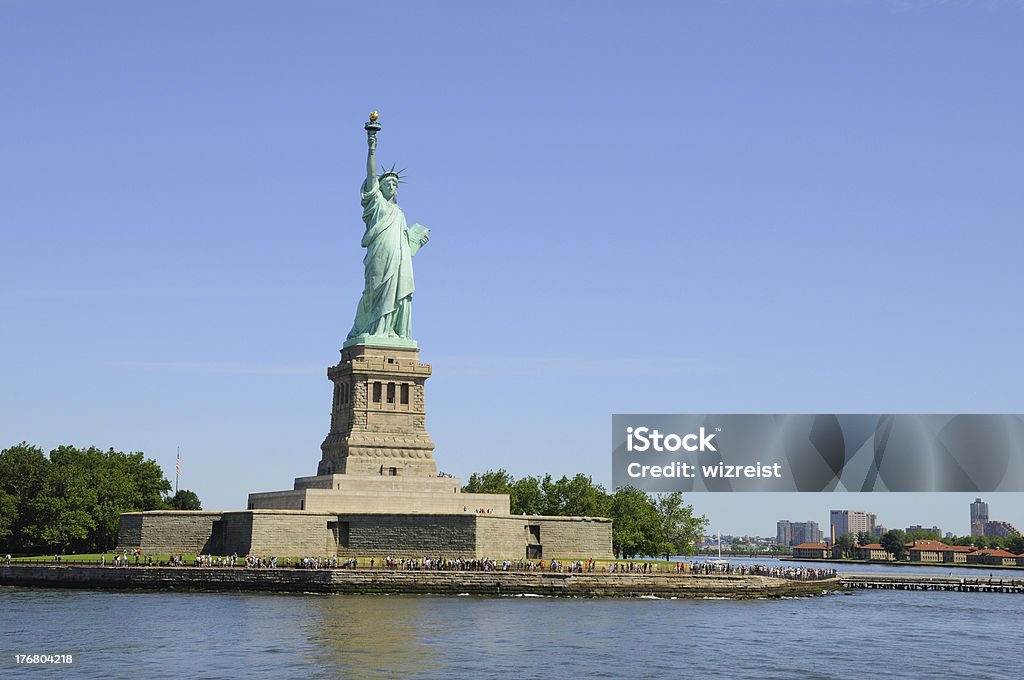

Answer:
[118,510,614,560]
[339,513,477,558]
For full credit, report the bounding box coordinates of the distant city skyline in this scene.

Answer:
[722,494,1022,540]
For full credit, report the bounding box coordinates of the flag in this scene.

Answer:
[176,452,180,477]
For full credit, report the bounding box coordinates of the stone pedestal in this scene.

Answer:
[135,339,613,558]
[317,344,437,477]
[249,342,514,515]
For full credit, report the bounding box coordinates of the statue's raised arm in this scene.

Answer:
[365,113,378,188]
[344,113,428,350]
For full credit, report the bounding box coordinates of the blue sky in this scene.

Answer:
[2,1,1022,537]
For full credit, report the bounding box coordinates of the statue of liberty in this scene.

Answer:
[345,113,430,348]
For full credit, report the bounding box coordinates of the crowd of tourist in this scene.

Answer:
[681,560,837,580]
[9,551,837,580]
[110,550,144,567]
[370,556,607,572]
[608,561,656,573]
[296,556,353,569]
[378,556,537,571]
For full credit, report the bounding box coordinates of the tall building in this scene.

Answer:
[970,498,989,536]
[777,520,823,547]
[983,520,1020,538]
[777,520,793,547]
[830,510,876,540]
[792,521,822,545]
[905,524,943,538]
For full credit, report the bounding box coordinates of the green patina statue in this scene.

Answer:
[345,113,430,349]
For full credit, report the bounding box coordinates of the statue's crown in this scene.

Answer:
[379,163,407,184]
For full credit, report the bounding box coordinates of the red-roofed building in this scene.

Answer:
[792,542,830,559]
[907,540,952,563]
[967,549,1021,567]
[906,540,975,563]
[941,545,974,564]
[854,543,892,561]
[907,540,946,562]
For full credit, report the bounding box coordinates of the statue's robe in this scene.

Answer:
[347,178,425,340]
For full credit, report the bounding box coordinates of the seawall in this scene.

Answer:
[0,565,837,599]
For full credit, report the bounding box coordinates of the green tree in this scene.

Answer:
[1003,535,1024,555]
[0,443,50,551]
[27,453,97,552]
[553,474,609,517]
[880,529,907,561]
[462,469,515,496]
[835,533,855,558]
[0,491,16,544]
[535,473,608,517]
[608,486,660,558]
[509,476,543,515]
[856,530,874,546]
[25,445,171,552]
[169,489,202,510]
[655,492,706,559]
[463,469,546,515]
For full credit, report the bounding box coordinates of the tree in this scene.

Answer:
[947,535,975,547]
[654,492,706,559]
[546,474,609,517]
[835,533,855,558]
[462,469,515,496]
[857,530,874,546]
[880,529,907,561]
[463,469,547,515]
[22,445,171,552]
[608,486,660,558]
[169,489,202,510]
[27,454,97,552]
[1004,535,1024,555]
[0,443,49,551]
[509,476,543,515]
[905,528,942,542]
[463,469,612,517]
[0,491,16,544]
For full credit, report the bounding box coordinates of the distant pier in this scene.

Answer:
[842,573,1024,594]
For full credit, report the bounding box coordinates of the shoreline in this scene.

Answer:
[779,556,1024,571]
[0,565,836,599]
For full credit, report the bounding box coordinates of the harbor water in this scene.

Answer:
[3,559,1022,679]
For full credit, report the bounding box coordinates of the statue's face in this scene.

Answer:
[381,176,398,200]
